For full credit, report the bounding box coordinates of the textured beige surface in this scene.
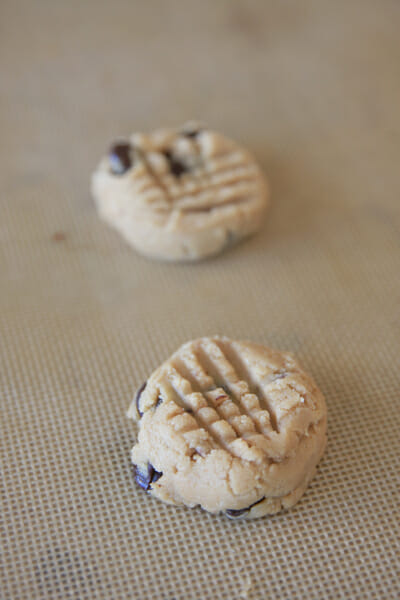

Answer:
[1,1,400,599]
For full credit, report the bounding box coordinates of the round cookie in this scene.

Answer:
[91,124,269,261]
[128,336,327,519]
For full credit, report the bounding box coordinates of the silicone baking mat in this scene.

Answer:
[1,1,399,598]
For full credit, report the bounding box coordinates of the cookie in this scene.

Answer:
[91,124,269,261]
[127,336,327,519]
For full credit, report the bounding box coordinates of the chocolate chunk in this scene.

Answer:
[225,507,249,519]
[151,469,162,484]
[109,142,133,175]
[134,463,162,491]
[135,382,147,418]
[163,150,188,177]
[182,128,201,139]
[225,496,266,519]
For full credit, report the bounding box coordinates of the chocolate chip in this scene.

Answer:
[109,142,133,175]
[182,128,201,139]
[225,507,249,519]
[135,382,147,418]
[151,469,163,484]
[225,496,265,519]
[134,463,162,491]
[163,150,188,177]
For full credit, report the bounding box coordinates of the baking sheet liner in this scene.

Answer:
[1,1,399,598]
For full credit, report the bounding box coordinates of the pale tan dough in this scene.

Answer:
[91,124,269,261]
[128,336,327,519]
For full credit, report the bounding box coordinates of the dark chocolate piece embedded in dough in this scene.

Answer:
[163,150,188,178]
[182,128,201,139]
[134,463,162,492]
[135,382,147,417]
[109,142,133,175]
[225,497,266,519]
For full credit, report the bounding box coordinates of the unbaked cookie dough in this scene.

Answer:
[91,124,269,261]
[128,336,327,519]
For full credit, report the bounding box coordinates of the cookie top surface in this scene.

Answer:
[128,336,327,519]
[92,124,269,261]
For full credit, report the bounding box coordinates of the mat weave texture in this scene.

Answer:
[1,1,399,598]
